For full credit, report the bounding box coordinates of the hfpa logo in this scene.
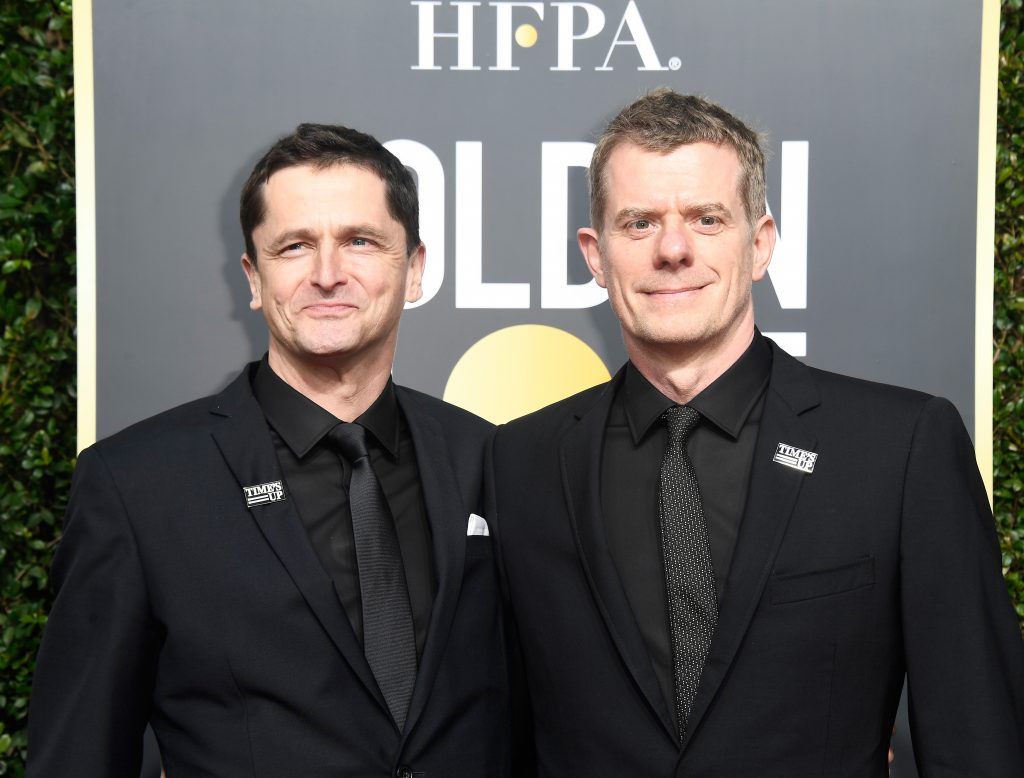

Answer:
[411,1,679,72]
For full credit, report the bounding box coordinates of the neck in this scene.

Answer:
[266,346,393,421]
[627,320,756,405]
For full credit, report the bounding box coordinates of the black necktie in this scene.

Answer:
[328,422,417,730]
[659,405,718,739]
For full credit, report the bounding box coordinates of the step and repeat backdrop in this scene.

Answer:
[79,0,994,449]
[76,3,998,775]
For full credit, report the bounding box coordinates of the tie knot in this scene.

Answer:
[663,405,701,444]
[328,422,370,462]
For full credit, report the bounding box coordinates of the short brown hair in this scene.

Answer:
[589,89,766,231]
[239,123,420,264]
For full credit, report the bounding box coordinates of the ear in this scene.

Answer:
[577,227,607,288]
[405,243,426,304]
[241,253,262,310]
[750,213,776,282]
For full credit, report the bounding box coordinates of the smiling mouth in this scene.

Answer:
[643,285,706,296]
[303,302,357,314]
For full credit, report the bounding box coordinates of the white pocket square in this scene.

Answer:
[467,513,489,537]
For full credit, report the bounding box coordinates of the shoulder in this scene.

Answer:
[394,384,494,442]
[84,366,254,469]
[66,391,230,521]
[88,395,218,460]
[496,379,613,447]
[770,342,938,419]
[808,365,933,409]
[769,347,972,457]
[394,386,494,496]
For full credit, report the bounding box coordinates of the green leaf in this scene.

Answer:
[0,2,78,765]
[9,124,33,149]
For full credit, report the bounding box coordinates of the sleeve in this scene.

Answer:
[485,430,538,778]
[900,396,1024,775]
[27,446,161,778]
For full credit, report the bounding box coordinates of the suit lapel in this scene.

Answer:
[680,344,821,751]
[394,388,467,740]
[560,372,677,742]
[208,367,389,716]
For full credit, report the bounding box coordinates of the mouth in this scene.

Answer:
[302,302,358,315]
[642,284,707,297]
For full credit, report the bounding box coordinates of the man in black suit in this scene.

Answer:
[490,89,1024,776]
[29,124,510,776]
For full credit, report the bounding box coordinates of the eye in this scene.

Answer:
[628,218,652,231]
[693,214,725,234]
[350,236,375,248]
[279,242,308,255]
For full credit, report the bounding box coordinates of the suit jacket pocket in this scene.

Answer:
[770,556,874,605]
[465,535,493,557]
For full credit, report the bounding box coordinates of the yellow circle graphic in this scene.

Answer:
[515,23,538,48]
[444,324,610,424]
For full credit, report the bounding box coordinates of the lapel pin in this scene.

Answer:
[243,480,286,507]
[773,443,818,474]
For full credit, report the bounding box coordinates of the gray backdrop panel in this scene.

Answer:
[93,0,980,439]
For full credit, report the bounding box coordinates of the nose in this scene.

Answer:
[310,245,349,290]
[654,221,692,268]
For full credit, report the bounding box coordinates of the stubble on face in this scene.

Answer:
[596,144,766,358]
[243,164,423,375]
[602,241,757,355]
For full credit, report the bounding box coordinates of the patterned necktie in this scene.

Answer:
[328,422,417,730]
[659,405,718,739]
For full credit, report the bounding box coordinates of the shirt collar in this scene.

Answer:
[252,356,401,460]
[623,330,773,444]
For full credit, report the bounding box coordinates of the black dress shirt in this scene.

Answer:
[601,331,772,728]
[253,358,434,657]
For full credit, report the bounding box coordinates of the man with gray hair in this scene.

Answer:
[490,89,1023,775]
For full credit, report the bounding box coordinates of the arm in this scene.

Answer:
[900,397,1024,775]
[486,431,538,778]
[27,446,161,777]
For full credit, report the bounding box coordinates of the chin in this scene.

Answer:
[631,318,707,346]
[647,333,705,350]
[293,329,360,353]
[294,341,359,360]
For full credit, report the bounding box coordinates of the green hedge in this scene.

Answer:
[996,0,1024,624]
[0,1,76,774]
[0,1,1022,775]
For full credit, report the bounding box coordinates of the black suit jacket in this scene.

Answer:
[490,341,1024,777]
[29,364,510,777]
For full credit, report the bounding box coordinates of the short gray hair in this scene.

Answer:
[589,88,767,232]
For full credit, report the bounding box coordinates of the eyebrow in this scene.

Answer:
[612,207,658,224]
[685,201,733,220]
[265,224,391,250]
[612,202,735,224]
[266,229,317,250]
[339,223,390,243]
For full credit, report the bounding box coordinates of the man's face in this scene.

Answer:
[242,163,423,369]
[579,142,774,360]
